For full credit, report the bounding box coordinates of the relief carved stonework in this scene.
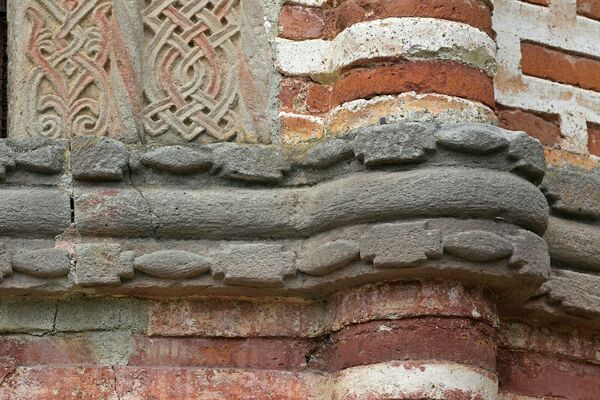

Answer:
[142,0,241,142]
[10,0,274,143]
[12,0,143,141]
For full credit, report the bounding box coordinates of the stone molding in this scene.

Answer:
[0,122,598,329]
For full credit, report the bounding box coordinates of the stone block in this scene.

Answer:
[360,221,443,268]
[74,244,134,287]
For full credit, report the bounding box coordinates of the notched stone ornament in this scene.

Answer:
[360,221,443,268]
[12,248,71,278]
[444,231,513,262]
[353,122,437,166]
[215,144,291,183]
[141,146,213,174]
[297,240,360,276]
[301,139,354,169]
[74,244,134,287]
[506,132,545,182]
[215,244,296,287]
[436,124,509,154]
[134,250,211,279]
[71,137,129,181]
[508,230,550,279]
[14,145,65,174]
[542,167,600,219]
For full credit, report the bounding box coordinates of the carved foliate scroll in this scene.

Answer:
[12,0,141,140]
[142,0,241,142]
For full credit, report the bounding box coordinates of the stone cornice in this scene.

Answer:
[0,122,598,331]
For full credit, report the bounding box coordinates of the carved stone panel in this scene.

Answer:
[142,0,241,142]
[9,0,144,142]
[9,0,278,143]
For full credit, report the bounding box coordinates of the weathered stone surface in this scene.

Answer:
[0,189,71,236]
[141,146,213,174]
[14,145,64,174]
[71,137,129,181]
[215,144,291,183]
[77,168,549,239]
[0,299,56,333]
[542,167,600,219]
[506,131,546,182]
[75,188,155,238]
[149,298,327,338]
[360,221,443,267]
[436,123,509,154]
[54,297,148,333]
[545,217,600,272]
[0,243,12,281]
[509,230,550,279]
[353,122,437,166]
[74,244,134,287]
[444,231,513,262]
[215,244,296,287]
[134,251,211,279]
[302,139,354,168]
[12,248,71,278]
[537,269,600,318]
[297,240,360,276]
[0,141,15,179]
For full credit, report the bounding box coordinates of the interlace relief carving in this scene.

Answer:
[25,0,117,138]
[142,0,241,142]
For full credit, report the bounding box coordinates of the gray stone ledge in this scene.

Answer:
[0,189,71,237]
[0,219,549,300]
[545,217,600,273]
[530,269,600,321]
[542,166,600,220]
[0,123,546,187]
[74,167,549,240]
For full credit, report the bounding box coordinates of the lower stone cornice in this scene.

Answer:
[0,218,549,305]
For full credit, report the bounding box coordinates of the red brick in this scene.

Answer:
[280,62,494,117]
[114,367,320,400]
[499,322,600,364]
[521,41,600,92]
[331,61,495,108]
[279,78,309,113]
[148,297,327,338]
[0,367,117,400]
[577,0,600,20]
[498,350,600,399]
[279,0,493,40]
[588,122,600,156]
[329,281,497,331]
[312,317,497,372]
[129,336,315,370]
[306,83,332,113]
[279,5,326,40]
[0,336,97,366]
[329,0,493,38]
[497,106,562,146]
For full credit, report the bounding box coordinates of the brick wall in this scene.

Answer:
[1,0,600,399]
[275,0,600,166]
[494,0,600,165]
